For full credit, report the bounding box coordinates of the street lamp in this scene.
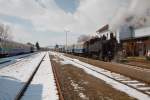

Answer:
[64,28,70,53]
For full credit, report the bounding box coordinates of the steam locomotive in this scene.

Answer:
[86,33,117,61]
[65,33,118,61]
[0,38,35,57]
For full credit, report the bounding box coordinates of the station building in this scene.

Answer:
[117,25,150,57]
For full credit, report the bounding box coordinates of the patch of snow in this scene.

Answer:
[60,60,70,65]
[0,53,36,69]
[138,87,150,91]
[70,80,84,90]
[79,93,89,100]
[52,58,59,63]
[70,80,89,100]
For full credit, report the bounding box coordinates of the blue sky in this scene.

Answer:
[0,14,33,30]
[0,0,132,47]
[55,0,79,13]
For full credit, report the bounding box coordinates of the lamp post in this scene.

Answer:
[65,29,70,53]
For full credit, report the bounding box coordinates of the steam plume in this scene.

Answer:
[77,34,91,43]
[110,0,150,31]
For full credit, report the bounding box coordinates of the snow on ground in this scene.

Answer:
[0,53,36,68]
[50,52,150,100]
[0,52,45,100]
[22,53,59,100]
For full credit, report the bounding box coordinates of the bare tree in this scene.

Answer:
[0,24,4,38]
[4,25,12,40]
[36,42,40,50]
[0,24,12,40]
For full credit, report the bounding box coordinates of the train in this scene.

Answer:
[0,38,36,57]
[60,33,118,62]
[86,33,117,61]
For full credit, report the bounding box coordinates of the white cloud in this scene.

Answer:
[0,0,128,46]
[71,0,123,34]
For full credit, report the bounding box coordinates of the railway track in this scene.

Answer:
[17,52,63,100]
[49,53,64,100]
[0,52,63,100]
[15,54,46,100]
[119,62,150,72]
[0,53,64,100]
[68,53,150,73]
[56,53,150,100]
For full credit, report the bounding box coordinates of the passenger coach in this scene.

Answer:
[0,38,32,57]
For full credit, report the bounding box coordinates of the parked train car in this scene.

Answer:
[73,43,87,55]
[30,46,37,53]
[67,45,74,53]
[0,38,32,57]
[58,46,65,53]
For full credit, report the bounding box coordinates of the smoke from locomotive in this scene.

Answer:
[110,0,150,31]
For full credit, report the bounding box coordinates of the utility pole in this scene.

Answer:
[66,31,68,52]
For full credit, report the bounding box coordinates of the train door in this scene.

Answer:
[0,38,2,56]
[137,41,145,56]
[146,39,150,57]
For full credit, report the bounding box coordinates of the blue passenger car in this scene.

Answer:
[0,38,31,57]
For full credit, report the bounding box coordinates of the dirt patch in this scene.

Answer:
[50,55,136,100]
